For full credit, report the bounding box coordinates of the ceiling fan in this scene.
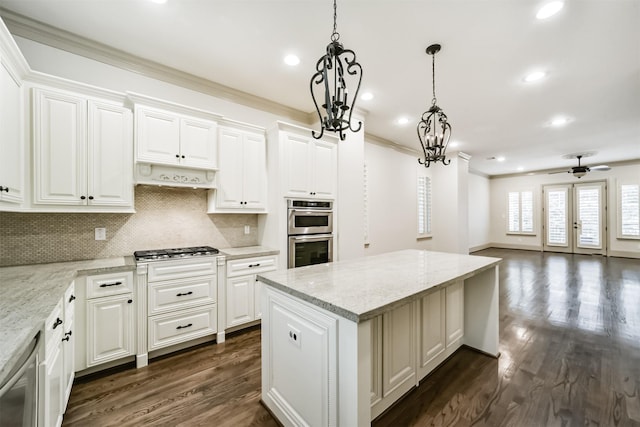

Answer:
[550,154,611,178]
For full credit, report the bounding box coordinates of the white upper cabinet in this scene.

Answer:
[283,131,337,200]
[135,104,217,169]
[0,20,29,208]
[32,86,133,210]
[209,123,267,212]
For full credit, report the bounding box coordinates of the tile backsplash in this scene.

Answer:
[0,185,259,266]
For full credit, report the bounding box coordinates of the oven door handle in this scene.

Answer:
[290,234,334,242]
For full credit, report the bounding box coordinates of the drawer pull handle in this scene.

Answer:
[62,331,72,342]
[52,318,63,329]
[176,323,193,330]
[248,263,261,268]
[176,291,193,297]
[100,281,122,287]
[69,295,76,303]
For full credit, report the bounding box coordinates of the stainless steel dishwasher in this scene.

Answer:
[0,333,39,427]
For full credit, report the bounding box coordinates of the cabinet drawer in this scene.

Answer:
[64,281,76,325]
[148,305,217,351]
[86,271,134,299]
[148,277,216,316]
[147,258,217,282]
[227,255,277,277]
[45,298,64,356]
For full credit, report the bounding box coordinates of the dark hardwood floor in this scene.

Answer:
[63,249,640,426]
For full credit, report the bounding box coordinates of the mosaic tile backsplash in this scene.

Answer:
[0,185,259,266]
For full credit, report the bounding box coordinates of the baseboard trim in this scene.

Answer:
[468,243,492,253]
[608,250,640,259]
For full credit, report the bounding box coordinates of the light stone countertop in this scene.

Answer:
[219,246,279,260]
[0,257,135,385]
[257,249,501,323]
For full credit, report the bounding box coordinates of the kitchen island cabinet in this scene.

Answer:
[257,249,501,426]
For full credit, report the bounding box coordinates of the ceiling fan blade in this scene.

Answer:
[548,170,570,174]
[590,165,611,171]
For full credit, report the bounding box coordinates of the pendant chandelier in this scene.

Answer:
[310,0,363,141]
[417,44,452,167]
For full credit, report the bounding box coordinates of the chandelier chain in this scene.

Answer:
[431,53,437,106]
[331,0,340,42]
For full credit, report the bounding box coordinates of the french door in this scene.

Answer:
[543,181,607,255]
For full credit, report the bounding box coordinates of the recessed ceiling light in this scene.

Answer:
[536,1,564,20]
[523,71,546,83]
[496,156,506,162]
[517,166,524,172]
[449,141,459,148]
[551,116,569,127]
[360,92,374,101]
[397,117,409,125]
[148,0,168,4]
[284,54,300,66]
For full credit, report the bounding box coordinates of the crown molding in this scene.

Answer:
[489,158,640,180]
[0,8,310,124]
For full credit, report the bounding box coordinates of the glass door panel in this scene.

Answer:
[574,182,605,254]
[544,185,571,253]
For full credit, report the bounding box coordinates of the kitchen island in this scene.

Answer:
[257,249,501,427]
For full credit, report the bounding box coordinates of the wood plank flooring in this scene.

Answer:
[63,249,640,426]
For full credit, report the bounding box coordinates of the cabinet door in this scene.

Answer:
[33,88,87,205]
[418,289,445,374]
[180,117,217,169]
[135,106,180,165]
[253,278,263,320]
[226,275,255,328]
[43,342,64,427]
[86,294,135,367]
[283,132,313,198]
[0,58,24,204]
[311,139,337,199]
[242,132,267,209]
[62,283,75,406]
[382,301,416,398]
[445,281,464,347]
[87,101,133,206]
[216,127,245,208]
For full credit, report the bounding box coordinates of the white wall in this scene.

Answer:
[489,162,640,258]
[468,172,491,251]
[363,140,434,255]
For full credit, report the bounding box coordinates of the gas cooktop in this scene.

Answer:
[134,246,219,262]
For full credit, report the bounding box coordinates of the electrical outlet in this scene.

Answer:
[244,225,250,235]
[94,227,106,241]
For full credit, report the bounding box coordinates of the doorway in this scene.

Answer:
[542,181,607,255]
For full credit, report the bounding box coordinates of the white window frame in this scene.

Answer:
[417,174,432,239]
[506,189,536,235]
[617,182,640,239]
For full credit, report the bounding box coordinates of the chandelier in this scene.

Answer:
[310,0,363,141]
[417,44,452,167]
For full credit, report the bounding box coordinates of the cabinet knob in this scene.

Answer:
[176,154,180,158]
[181,155,185,159]
[88,196,94,200]
[127,299,133,304]
[80,196,86,200]
[53,318,63,329]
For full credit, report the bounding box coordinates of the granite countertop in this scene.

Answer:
[0,257,135,386]
[257,249,501,323]
[218,246,279,260]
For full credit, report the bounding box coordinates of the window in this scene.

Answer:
[507,190,534,234]
[619,183,640,239]
[417,175,432,237]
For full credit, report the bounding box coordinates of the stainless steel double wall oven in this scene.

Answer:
[287,199,333,268]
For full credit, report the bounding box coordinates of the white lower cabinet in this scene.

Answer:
[146,257,218,352]
[225,254,277,331]
[40,282,74,427]
[75,271,136,371]
[371,281,464,420]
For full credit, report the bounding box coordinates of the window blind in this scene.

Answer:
[620,184,640,237]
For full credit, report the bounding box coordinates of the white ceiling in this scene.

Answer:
[1,0,639,176]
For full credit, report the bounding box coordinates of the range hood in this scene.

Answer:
[134,163,216,189]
